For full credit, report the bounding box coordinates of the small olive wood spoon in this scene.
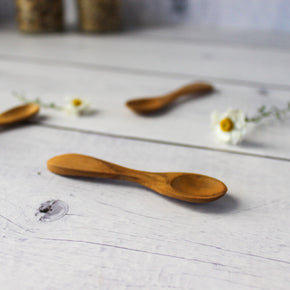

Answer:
[0,103,40,126]
[126,82,214,114]
[47,154,227,203]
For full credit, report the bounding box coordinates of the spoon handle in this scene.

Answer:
[167,82,213,101]
[47,153,154,185]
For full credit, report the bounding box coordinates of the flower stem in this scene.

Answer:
[245,102,290,123]
[13,92,63,111]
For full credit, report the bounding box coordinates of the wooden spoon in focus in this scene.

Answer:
[126,82,214,114]
[47,153,227,203]
[0,103,40,126]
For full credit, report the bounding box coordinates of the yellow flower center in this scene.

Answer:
[220,117,234,132]
[72,98,82,107]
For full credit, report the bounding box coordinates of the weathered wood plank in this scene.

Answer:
[0,29,289,88]
[140,26,290,50]
[0,59,289,160]
[0,125,289,289]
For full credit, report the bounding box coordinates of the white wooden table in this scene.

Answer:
[0,25,289,290]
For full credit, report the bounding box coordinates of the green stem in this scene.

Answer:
[13,92,63,111]
[245,102,290,123]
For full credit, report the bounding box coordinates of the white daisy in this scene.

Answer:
[211,109,247,145]
[64,97,90,116]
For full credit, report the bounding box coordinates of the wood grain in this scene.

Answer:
[0,29,290,88]
[0,26,289,289]
[0,125,289,289]
[0,59,289,160]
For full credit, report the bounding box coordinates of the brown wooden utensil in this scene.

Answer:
[126,82,214,114]
[0,103,40,126]
[47,154,227,203]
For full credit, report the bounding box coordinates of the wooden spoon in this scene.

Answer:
[126,82,214,114]
[47,153,227,203]
[0,103,40,126]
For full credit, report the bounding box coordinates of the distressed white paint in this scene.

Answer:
[0,26,290,289]
[0,125,290,289]
[0,30,290,88]
[0,58,289,160]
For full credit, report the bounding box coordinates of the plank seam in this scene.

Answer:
[140,33,290,53]
[33,122,290,163]
[1,54,290,91]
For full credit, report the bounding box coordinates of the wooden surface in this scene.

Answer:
[0,27,290,289]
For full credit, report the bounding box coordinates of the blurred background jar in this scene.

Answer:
[16,0,63,33]
[77,0,121,33]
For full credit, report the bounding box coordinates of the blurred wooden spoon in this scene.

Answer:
[126,82,214,114]
[0,103,40,126]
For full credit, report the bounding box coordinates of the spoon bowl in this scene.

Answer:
[0,103,40,126]
[47,153,227,203]
[126,82,214,114]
